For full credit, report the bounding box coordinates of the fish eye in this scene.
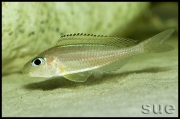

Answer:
[31,57,45,67]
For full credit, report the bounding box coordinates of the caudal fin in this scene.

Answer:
[142,29,174,53]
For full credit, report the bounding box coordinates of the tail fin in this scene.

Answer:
[142,29,174,53]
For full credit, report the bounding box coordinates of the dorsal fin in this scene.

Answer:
[56,33,139,48]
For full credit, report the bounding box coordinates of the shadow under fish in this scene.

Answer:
[23,66,172,91]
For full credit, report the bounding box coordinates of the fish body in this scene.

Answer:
[22,29,174,82]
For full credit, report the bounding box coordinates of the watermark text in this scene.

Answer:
[142,104,175,114]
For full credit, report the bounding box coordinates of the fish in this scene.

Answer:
[22,29,174,82]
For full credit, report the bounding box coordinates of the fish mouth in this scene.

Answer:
[22,69,29,76]
[22,66,30,76]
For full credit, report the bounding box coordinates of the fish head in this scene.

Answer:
[22,54,59,77]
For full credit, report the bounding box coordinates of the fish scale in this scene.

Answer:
[56,46,127,70]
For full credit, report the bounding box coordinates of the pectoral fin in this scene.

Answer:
[63,72,92,82]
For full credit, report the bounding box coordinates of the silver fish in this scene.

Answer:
[22,29,174,82]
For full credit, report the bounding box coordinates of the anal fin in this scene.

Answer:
[99,56,134,73]
[63,71,92,82]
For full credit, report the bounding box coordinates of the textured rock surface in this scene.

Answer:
[2,2,149,74]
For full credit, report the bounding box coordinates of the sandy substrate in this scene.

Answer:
[2,37,178,117]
